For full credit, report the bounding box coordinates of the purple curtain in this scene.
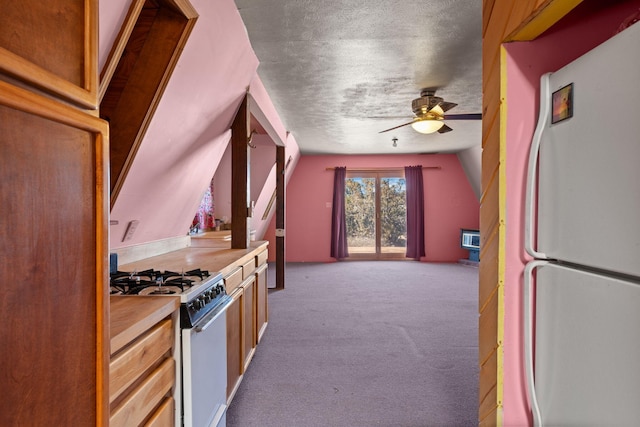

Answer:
[330,167,349,259]
[405,165,425,260]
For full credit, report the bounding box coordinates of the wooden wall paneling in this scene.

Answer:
[479,228,499,309]
[479,348,499,422]
[480,174,500,243]
[482,0,497,37]
[478,290,499,373]
[481,124,500,188]
[506,2,540,37]
[100,0,198,205]
[482,0,516,84]
[481,1,517,424]
[479,388,499,427]
[506,0,584,41]
[0,0,98,109]
[479,347,498,401]
[0,80,109,426]
[481,66,501,148]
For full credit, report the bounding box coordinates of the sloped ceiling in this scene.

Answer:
[104,0,261,247]
[236,0,483,154]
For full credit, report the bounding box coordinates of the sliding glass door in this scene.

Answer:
[345,170,406,259]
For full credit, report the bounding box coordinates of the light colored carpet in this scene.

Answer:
[227,261,478,427]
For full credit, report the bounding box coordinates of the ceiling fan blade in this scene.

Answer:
[438,124,453,134]
[379,120,415,133]
[443,113,482,120]
[438,101,458,112]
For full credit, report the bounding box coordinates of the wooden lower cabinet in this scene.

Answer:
[225,248,269,404]
[242,276,257,371]
[227,275,257,402]
[110,317,177,427]
[256,263,268,343]
[226,287,243,401]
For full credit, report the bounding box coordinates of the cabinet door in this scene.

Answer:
[255,263,268,343]
[0,82,109,425]
[0,0,98,108]
[242,277,257,371]
[226,288,243,402]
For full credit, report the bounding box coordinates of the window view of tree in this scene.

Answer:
[345,172,406,258]
[345,177,376,248]
[380,177,407,248]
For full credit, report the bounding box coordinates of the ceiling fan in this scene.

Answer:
[379,88,482,134]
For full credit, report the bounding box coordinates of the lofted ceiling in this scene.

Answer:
[236,0,483,155]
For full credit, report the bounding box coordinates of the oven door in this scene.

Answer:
[182,297,232,427]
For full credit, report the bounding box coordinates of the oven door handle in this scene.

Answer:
[194,295,232,332]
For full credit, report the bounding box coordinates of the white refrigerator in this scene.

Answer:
[524,22,640,426]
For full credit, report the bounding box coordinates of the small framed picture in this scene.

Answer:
[551,83,573,124]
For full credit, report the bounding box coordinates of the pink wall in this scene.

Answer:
[104,1,306,250]
[264,154,478,263]
[252,133,301,241]
[502,2,640,425]
[107,0,260,248]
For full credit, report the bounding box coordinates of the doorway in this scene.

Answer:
[345,170,406,259]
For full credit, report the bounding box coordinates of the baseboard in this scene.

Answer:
[458,258,479,267]
[112,236,191,265]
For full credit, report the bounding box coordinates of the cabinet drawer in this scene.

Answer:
[242,257,256,280]
[256,250,268,267]
[144,396,174,427]
[110,319,173,403]
[110,358,175,427]
[224,267,243,293]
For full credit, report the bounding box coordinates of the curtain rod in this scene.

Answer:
[325,166,441,171]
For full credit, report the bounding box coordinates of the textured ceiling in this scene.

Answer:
[236,0,483,155]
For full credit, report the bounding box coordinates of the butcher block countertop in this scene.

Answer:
[110,239,268,353]
[118,239,268,277]
[110,296,180,355]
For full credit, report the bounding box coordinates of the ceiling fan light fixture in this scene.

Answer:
[431,105,445,116]
[411,119,444,134]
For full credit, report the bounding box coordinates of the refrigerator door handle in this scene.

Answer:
[524,260,547,427]
[524,73,552,260]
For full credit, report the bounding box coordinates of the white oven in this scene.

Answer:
[110,269,231,427]
[182,295,232,427]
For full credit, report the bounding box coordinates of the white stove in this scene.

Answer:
[110,268,230,426]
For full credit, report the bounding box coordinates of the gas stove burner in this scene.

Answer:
[162,269,210,281]
[149,287,176,295]
[164,278,194,292]
[110,278,156,294]
[109,267,212,295]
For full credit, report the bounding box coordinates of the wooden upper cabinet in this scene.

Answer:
[0,80,109,426]
[0,0,98,109]
[100,0,198,205]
